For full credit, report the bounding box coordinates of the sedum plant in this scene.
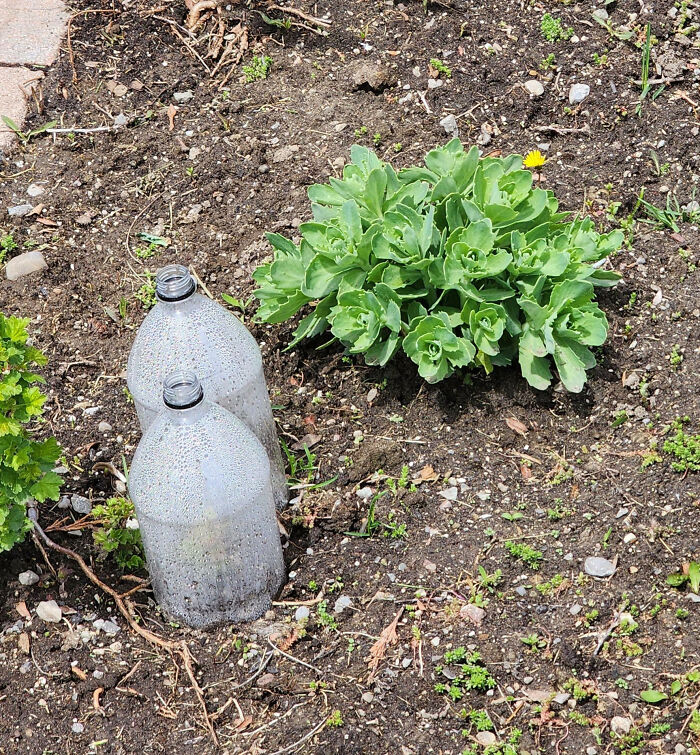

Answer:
[252,140,622,392]
[0,313,62,551]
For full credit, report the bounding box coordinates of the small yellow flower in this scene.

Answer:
[523,150,546,169]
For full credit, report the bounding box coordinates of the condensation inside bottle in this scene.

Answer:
[128,372,286,628]
[126,265,288,509]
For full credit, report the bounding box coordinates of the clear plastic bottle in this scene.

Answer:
[128,371,286,628]
[126,265,287,510]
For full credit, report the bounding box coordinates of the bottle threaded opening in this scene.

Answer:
[156,265,196,302]
[163,371,204,409]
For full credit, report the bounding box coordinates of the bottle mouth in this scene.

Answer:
[156,265,196,302]
[163,371,204,409]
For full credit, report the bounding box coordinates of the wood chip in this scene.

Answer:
[167,103,177,131]
[15,601,30,619]
[72,666,88,681]
[93,687,104,710]
[18,633,30,655]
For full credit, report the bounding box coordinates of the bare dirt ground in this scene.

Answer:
[0,0,699,753]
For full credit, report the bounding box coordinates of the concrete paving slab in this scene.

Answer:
[0,67,44,151]
[0,0,69,67]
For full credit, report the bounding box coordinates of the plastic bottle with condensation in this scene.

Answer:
[128,371,286,628]
[126,264,287,510]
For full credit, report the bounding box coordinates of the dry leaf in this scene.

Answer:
[234,715,253,732]
[506,417,528,436]
[277,625,301,652]
[291,433,321,451]
[105,80,128,97]
[520,463,533,480]
[167,103,177,131]
[18,633,30,655]
[366,606,403,681]
[414,464,438,484]
[15,601,30,619]
[36,218,59,227]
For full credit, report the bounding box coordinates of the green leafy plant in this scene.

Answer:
[663,428,700,472]
[91,496,145,570]
[504,539,543,569]
[541,13,573,43]
[539,53,556,71]
[434,648,496,701]
[430,58,452,78]
[251,140,621,392]
[0,233,17,264]
[667,561,700,593]
[1,115,57,145]
[243,55,272,83]
[0,314,62,551]
[135,271,157,309]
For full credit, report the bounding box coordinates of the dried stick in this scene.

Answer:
[268,4,331,28]
[28,508,218,746]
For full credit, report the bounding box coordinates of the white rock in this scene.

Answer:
[294,606,310,622]
[525,79,545,96]
[427,78,443,89]
[173,90,193,103]
[5,251,48,281]
[93,619,120,635]
[584,556,615,578]
[71,722,84,734]
[7,204,33,217]
[592,8,608,21]
[569,83,590,105]
[476,732,497,746]
[623,532,637,544]
[27,183,44,197]
[356,486,373,500]
[439,114,459,138]
[19,570,40,586]
[36,600,62,623]
[98,421,112,433]
[438,486,458,501]
[611,716,632,736]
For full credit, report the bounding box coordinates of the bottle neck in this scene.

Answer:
[155,264,196,303]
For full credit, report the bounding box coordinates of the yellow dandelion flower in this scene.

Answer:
[523,150,546,169]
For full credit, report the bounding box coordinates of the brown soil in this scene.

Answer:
[1,0,699,753]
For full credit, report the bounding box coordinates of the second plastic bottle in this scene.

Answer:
[126,265,287,509]
[128,371,286,627]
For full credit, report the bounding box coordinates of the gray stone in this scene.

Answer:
[427,78,443,89]
[57,495,71,509]
[592,8,608,21]
[173,90,194,103]
[553,692,570,704]
[36,600,62,623]
[93,618,120,635]
[569,603,582,615]
[584,556,615,578]
[525,79,544,96]
[272,145,299,163]
[294,605,310,622]
[569,83,591,105]
[5,251,47,280]
[71,722,84,734]
[476,732,497,747]
[361,691,374,703]
[334,595,353,614]
[515,586,528,597]
[98,421,112,433]
[71,495,92,515]
[439,114,459,138]
[19,570,40,586]
[7,203,34,217]
[27,183,44,197]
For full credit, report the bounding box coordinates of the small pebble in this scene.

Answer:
[5,251,47,281]
[476,732,497,747]
[569,83,590,105]
[584,556,615,578]
[295,606,310,622]
[19,570,40,586]
[524,79,544,96]
[334,595,353,614]
[623,533,637,544]
[569,604,582,615]
[36,600,62,623]
[98,421,112,433]
[7,203,34,217]
[173,90,193,103]
[71,722,84,734]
